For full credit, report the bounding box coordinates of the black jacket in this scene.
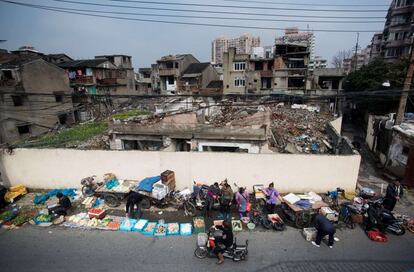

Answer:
[59,196,72,209]
[314,214,335,233]
[216,225,234,248]
[385,183,403,200]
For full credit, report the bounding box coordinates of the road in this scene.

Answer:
[1,225,414,272]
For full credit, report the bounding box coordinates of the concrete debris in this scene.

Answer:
[269,106,334,154]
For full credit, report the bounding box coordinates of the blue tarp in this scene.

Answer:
[105,179,120,190]
[295,199,312,209]
[33,188,76,205]
[137,176,161,192]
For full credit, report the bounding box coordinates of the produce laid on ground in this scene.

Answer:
[11,215,32,226]
[0,211,14,222]
[132,219,148,232]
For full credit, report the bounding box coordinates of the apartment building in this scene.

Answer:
[211,34,261,65]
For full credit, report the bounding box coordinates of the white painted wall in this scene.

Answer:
[330,116,342,135]
[0,149,361,193]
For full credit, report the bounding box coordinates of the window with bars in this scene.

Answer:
[234,62,246,71]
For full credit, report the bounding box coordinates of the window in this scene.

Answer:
[234,62,246,71]
[234,77,245,87]
[58,114,68,125]
[11,95,23,106]
[54,93,63,102]
[17,125,30,135]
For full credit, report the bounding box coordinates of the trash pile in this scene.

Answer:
[269,106,335,154]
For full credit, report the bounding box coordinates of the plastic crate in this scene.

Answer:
[142,222,157,235]
[193,216,206,234]
[197,233,208,246]
[120,219,137,232]
[167,223,180,236]
[180,223,192,236]
[88,208,106,219]
[154,224,167,237]
[132,219,148,232]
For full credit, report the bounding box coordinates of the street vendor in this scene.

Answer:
[312,209,336,248]
[261,182,282,214]
[126,191,143,219]
[49,192,72,217]
[219,182,233,220]
[204,182,220,218]
[383,180,403,212]
[235,187,250,219]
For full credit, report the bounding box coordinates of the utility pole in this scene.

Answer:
[353,32,360,72]
[396,39,414,125]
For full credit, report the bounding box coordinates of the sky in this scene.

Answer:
[0,0,392,70]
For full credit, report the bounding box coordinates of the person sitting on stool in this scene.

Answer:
[49,192,72,217]
[126,191,143,219]
[312,209,336,248]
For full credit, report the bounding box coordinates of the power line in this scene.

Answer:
[0,0,382,33]
[46,0,386,19]
[221,0,390,7]
[108,0,387,12]
[8,2,384,24]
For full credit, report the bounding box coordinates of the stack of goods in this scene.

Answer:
[132,219,148,232]
[167,223,180,235]
[152,182,169,200]
[82,197,96,208]
[180,223,192,236]
[193,217,206,234]
[88,208,106,219]
[161,170,176,191]
[103,173,117,182]
[120,218,138,232]
[142,222,157,235]
[154,223,167,237]
[231,220,243,232]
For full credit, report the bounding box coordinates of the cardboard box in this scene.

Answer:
[303,227,317,241]
[351,214,363,224]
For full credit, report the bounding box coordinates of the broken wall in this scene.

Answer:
[0,148,360,192]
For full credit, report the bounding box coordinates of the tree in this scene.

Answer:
[343,58,408,92]
[331,50,353,68]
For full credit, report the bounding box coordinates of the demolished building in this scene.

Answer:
[108,101,352,155]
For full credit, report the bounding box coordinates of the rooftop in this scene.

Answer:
[58,59,109,69]
[182,62,210,75]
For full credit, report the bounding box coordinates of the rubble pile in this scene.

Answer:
[206,104,258,127]
[269,106,335,154]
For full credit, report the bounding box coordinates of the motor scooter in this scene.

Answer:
[194,227,248,262]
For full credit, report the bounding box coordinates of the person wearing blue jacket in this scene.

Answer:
[312,210,336,248]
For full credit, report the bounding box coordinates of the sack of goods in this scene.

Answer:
[320,207,339,222]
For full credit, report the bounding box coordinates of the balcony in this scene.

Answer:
[97,78,121,86]
[159,68,179,77]
[70,75,95,85]
[260,70,273,77]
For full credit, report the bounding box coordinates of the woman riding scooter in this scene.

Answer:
[214,221,234,265]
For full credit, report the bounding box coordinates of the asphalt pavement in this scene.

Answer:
[0,224,413,272]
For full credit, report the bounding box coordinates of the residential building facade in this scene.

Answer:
[176,63,220,94]
[370,0,414,62]
[275,27,315,61]
[135,68,152,95]
[0,56,75,143]
[223,42,310,95]
[309,56,328,71]
[211,34,261,65]
[153,54,200,94]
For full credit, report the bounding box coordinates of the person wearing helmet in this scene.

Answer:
[214,220,234,265]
